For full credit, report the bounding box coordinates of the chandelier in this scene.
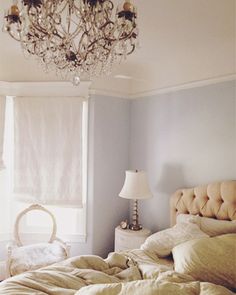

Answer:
[3,0,138,84]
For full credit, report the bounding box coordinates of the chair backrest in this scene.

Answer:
[14,204,57,247]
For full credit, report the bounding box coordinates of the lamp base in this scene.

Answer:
[129,224,142,231]
[129,199,143,231]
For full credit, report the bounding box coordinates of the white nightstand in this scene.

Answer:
[115,226,151,252]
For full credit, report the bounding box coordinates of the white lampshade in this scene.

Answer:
[119,170,152,200]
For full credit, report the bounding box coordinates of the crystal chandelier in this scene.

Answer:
[3,0,138,84]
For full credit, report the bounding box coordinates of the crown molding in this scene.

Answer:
[0,81,91,98]
[0,74,235,99]
[89,88,129,99]
[128,74,236,99]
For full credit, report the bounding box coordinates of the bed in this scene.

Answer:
[0,180,235,294]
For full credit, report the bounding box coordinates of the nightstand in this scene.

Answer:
[115,226,151,252]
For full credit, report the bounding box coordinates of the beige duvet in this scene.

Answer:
[0,249,234,295]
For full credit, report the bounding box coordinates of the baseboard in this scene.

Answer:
[0,261,7,281]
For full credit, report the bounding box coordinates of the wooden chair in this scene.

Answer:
[7,204,70,277]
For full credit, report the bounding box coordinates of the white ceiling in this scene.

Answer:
[0,0,235,95]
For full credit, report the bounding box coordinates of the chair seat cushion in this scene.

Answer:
[9,242,67,276]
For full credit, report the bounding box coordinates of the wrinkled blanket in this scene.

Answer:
[0,249,234,295]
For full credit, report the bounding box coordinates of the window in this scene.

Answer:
[0,96,87,243]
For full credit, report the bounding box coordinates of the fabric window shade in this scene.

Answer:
[0,96,6,170]
[14,97,84,207]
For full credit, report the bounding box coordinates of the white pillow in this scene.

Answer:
[9,242,68,276]
[176,214,199,225]
[140,222,208,257]
[172,234,236,291]
[176,214,236,237]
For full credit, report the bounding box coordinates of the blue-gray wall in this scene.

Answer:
[129,81,236,232]
[88,96,130,257]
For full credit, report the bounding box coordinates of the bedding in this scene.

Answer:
[140,222,208,257]
[1,180,235,294]
[172,233,236,291]
[77,277,234,295]
[0,248,234,295]
[176,214,236,236]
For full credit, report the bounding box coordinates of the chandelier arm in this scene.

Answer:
[29,19,53,37]
[26,5,47,30]
[99,21,118,42]
[87,42,111,61]
[73,28,91,57]
[77,29,89,45]
[66,17,83,37]
[66,3,72,33]
[57,5,74,36]
[99,19,114,30]
[118,31,135,41]
[106,0,114,11]
[73,1,82,11]
[116,43,135,56]
[8,30,21,41]
[65,18,85,40]
[74,4,84,20]
[24,5,56,38]
[81,45,106,64]
[86,36,107,50]
[60,22,71,36]
[112,27,136,42]
[99,20,136,43]
[68,8,92,40]
[54,26,71,40]
[80,24,121,63]
[103,2,113,20]
[54,1,69,15]
[30,1,67,39]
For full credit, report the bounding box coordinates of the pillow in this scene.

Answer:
[9,241,68,276]
[140,222,208,257]
[172,233,236,291]
[176,214,236,237]
[176,214,199,225]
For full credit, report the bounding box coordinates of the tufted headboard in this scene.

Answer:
[170,180,236,226]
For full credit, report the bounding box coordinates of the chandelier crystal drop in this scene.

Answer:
[3,0,138,83]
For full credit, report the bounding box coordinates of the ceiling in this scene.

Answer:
[0,0,235,95]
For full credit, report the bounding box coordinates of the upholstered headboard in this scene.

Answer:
[170,180,236,226]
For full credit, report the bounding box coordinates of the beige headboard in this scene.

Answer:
[170,180,236,226]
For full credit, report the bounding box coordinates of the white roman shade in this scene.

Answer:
[14,97,84,207]
[0,96,6,170]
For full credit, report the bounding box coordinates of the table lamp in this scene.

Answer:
[119,170,152,230]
